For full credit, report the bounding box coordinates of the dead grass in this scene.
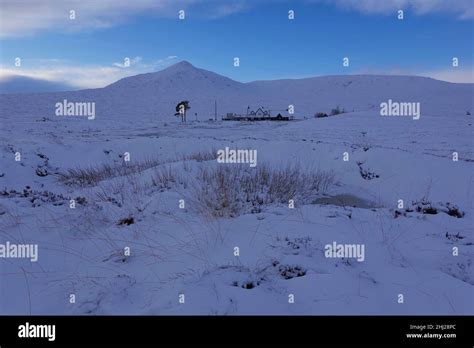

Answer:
[151,165,179,190]
[58,159,158,187]
[189,163,335,218]
[182,148,217,162]
[58,149,217,187]
[58,150,334,219]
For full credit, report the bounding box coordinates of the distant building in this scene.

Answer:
[223,107,293,121]
[249,107,270,117]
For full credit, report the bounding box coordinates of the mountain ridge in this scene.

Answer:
[0,60,472,120]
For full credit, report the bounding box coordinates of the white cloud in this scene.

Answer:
[0,0,250,38]
[320,0,474,19]
[113,56,143,68]
[3,0,469,38]
[0,56,179,88]
[0,0,180,37]
[204,1,250,19]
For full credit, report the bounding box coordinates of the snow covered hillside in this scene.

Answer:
[0,61,472,121]
[0,62,473,315]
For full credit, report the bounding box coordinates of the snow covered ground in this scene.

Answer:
[0,63,473,315]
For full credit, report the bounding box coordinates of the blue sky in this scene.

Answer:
[0,0,472,88]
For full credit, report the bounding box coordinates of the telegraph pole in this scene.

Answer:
[214,100,217,121]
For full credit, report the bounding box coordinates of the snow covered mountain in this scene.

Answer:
[0,61,472,121]
[1,60,473,316]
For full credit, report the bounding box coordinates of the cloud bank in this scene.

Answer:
[321,0,474,19]
[0,0,249,38]
[0,56,179,89]
[2,0,471,38]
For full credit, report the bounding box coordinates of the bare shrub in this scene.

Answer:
[188,163,335,218]
[151,165,178,190]
[96,180,127,207]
